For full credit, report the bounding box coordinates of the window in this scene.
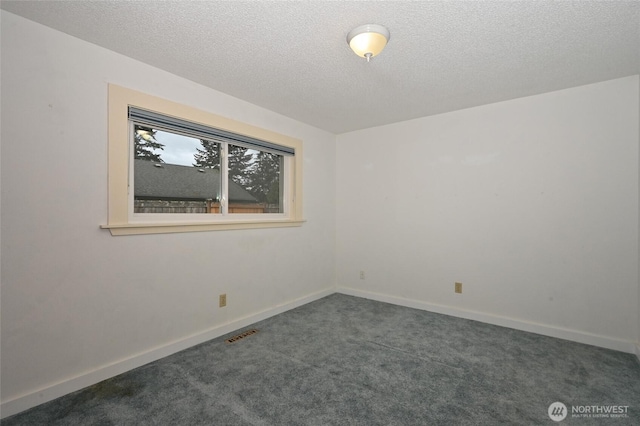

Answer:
[103,85,303,235]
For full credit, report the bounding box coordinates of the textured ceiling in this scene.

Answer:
[2,1,639,134]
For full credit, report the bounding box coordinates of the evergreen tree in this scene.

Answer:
[193,140,221,169]
[228,145,254,186]
[134,125,164,162]
[265,179,280,206]
[246,151,281,205]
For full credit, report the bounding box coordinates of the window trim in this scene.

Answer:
[102,84,304,236]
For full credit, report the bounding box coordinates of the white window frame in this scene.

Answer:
[102,84,304,236]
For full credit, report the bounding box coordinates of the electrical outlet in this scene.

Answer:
[360,270,365,280]
[219,294,227,307]
[455,282,462,294]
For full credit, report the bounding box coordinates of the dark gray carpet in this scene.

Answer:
[3,294,639,425]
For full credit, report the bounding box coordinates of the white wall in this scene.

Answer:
[337,76,639,351]
[0,11,335,414]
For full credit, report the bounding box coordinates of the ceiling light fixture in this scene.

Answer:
[347,24,390,62]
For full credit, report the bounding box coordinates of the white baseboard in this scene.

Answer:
[0,288,334,419]
[337,287,638,354]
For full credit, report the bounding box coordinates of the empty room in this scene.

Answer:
[1,1,639,424]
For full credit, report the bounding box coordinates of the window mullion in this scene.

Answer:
[221,143,229,215]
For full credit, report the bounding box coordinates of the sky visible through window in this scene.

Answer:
[149,130,259,166]
[154,130,203,166]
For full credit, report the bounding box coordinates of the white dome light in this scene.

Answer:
[347,24,390,62]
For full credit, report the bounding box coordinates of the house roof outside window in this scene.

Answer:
[134,159,258,203]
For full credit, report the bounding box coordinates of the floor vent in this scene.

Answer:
[225,329,258,344]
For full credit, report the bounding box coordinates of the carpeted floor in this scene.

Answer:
[3,293,639,425]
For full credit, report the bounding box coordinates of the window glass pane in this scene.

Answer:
[132,124,284,216]
[133,125,221,214]
[230,144,283,214]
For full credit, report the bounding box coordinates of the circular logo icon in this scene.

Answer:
[548,402,568,422]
